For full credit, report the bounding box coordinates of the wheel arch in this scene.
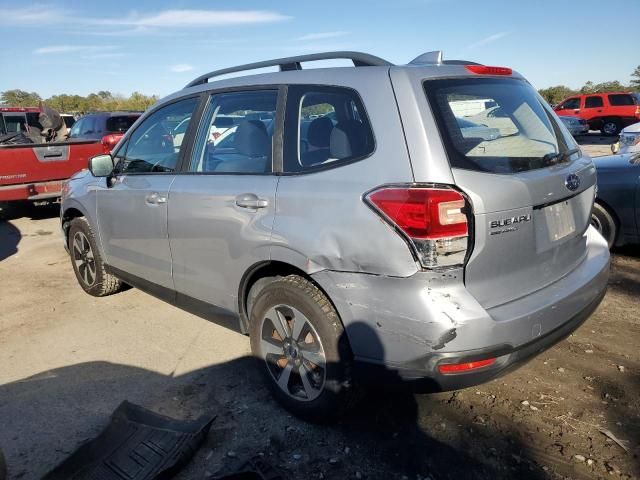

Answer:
[238,260,343,335]
[61,205,87,247]
[593,198,621,245]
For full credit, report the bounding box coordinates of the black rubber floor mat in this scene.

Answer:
[43,401,214,480]
[210,457,286,480]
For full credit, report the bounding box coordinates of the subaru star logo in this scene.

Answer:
[565,174,580,192]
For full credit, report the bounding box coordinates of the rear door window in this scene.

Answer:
[190,90,278,174]
[425,77,575,173]
[585,96,603,108]
[608,94,635,106]
[283,85,374,173]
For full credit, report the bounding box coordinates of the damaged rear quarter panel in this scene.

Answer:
[312,269,492,366]
[271,72,419,278]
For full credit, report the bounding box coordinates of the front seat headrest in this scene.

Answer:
[234,120,270,157]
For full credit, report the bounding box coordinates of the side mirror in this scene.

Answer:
[611,142,620,154]
[88,154,114,177]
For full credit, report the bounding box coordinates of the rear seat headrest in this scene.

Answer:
[307,117,333,148]
[329,120,368,159]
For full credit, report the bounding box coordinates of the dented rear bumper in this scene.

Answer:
[312,226,610,391]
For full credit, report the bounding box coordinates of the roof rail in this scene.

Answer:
[185,51,393,88]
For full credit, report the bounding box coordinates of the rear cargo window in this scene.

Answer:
[424,78,576,173]
[608,94,635,106]
[106,115,139,133]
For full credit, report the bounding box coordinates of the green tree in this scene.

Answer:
[580,81,595,94]
[0,89,42,106]
[538,85,576,105]
[631,65,640,89]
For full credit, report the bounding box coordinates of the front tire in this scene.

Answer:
[249,275,358,421]
[591,202,617,249]
[68,217,122,296]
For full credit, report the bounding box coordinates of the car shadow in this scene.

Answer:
[0,322,551,480]
[0,220,21,262]
[576,133,617,147]
[0,202,60,221]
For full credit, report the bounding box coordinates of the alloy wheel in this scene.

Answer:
[72,231,96,287]
[602,122,618,136]
[260,304,326,401]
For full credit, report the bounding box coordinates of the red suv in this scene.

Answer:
[554,92,640,136]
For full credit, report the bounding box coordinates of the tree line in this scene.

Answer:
[537,65,640,105]
[2,65,639,113]
[0,89,158,113]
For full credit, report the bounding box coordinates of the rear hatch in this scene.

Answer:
[422,74,596,309]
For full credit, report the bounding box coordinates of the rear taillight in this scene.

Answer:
[465,65,512,76]
[635,105,640,117]
[365,186,470,269]
[101,134,120,153]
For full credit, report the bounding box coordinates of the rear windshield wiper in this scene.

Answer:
[542,147,580,165]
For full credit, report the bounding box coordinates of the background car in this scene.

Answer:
[591,152,640,247]
[554,92,640,136]
[60,114,76,130]
[558,115,589,136]
[613,121,640,155]
[68,111,142,151]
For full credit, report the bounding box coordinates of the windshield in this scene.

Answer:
[425,77,576,173]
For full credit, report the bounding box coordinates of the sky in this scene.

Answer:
[1,0,638,99]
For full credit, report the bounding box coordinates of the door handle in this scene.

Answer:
[145,192,167,205]
[235,193,268,209]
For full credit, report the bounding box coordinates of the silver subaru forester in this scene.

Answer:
[61,51,610,419]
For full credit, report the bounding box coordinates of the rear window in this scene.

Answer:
[106,115,139,133]
[424,77,575,174]
[585,96,603,108]
[608,94,635,106]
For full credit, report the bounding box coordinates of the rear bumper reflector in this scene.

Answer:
[438,358,496,374]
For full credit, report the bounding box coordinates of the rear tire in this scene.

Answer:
[601,119,620,136]
[68,217,122,296]
[591,202,617,249]
[249,275,359,421]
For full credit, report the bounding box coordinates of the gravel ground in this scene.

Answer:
[0,204,638,480]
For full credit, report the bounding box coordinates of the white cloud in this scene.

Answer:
[0,5,66,24]
[169,64,194,73]
[467,31,510,49]
[33,45,118,54]
[103,10,291,28]
[3,8,290,33]
[297,31,349,41]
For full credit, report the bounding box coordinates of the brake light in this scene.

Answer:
[635,105,640,117]
[366,186,470,269]
[438,358,496,374]
[101,134,120,153]
[465,65,512,76]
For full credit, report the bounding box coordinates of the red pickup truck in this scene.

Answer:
[554,92,640,136]
[0,108,131,206]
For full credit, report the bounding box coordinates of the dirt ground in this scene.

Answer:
[0,195,638,479]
